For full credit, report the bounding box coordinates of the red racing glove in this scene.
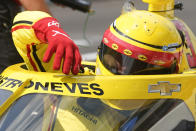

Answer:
[32,17,81,75]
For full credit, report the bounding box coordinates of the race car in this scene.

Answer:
[0,61,195,131]
[0,0,196,131]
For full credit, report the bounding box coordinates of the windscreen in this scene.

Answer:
[0,94,194,131]
[0,89,12,106]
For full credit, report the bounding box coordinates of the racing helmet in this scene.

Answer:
[96,10,183,110]
[96,10,183,76]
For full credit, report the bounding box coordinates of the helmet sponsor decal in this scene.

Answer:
[103,37,109,44]
[112,43,119,50]
[154,60,166,65]
[123,49,132,56]
[148,81,181,96]
[162,43,180,51]
[138,54,147,61]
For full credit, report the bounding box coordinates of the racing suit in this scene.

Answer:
[12,11,81,74]
[0,0,23,73]
[12,11,54,72]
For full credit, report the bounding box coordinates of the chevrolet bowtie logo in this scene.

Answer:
[148,81,181,96]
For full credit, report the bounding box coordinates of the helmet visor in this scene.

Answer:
[99,42,177,75]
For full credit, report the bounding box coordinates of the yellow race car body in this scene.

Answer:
[0,61,196,131]
[0,0,196,130]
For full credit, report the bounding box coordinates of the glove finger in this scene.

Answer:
[53,45,64,70]
[72,49,82,75]
[63,46,73,74]
[43,45,55,62]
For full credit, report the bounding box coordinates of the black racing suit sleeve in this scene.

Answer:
[0,0,23,73]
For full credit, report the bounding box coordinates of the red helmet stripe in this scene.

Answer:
[103,29,181,67]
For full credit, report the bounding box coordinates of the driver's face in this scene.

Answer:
[103,54,125,74]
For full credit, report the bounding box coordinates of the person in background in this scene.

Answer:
[17,0,51,14]
[0,0,51,73]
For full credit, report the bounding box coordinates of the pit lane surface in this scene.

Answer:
[49,0,196,61]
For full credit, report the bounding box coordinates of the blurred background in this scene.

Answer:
[48,0,196,61]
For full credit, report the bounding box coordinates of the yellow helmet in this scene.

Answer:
[96,10,183,76]
[96,10,183,110]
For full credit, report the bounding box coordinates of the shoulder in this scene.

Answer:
[13,11,52,24]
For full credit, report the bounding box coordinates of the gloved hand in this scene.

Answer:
[32,17,81,74]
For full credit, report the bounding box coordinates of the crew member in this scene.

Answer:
[12,11,81,74]
[0,0,51,73]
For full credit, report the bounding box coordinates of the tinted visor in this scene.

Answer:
[99,42,177,75]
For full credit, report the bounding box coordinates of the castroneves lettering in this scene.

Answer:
[0,76,23,88]
[0,76,104,96]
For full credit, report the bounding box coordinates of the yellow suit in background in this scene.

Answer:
[12,11,61,73]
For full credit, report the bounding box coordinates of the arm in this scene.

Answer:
[19,0,51,15]
[12,11,81,74]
